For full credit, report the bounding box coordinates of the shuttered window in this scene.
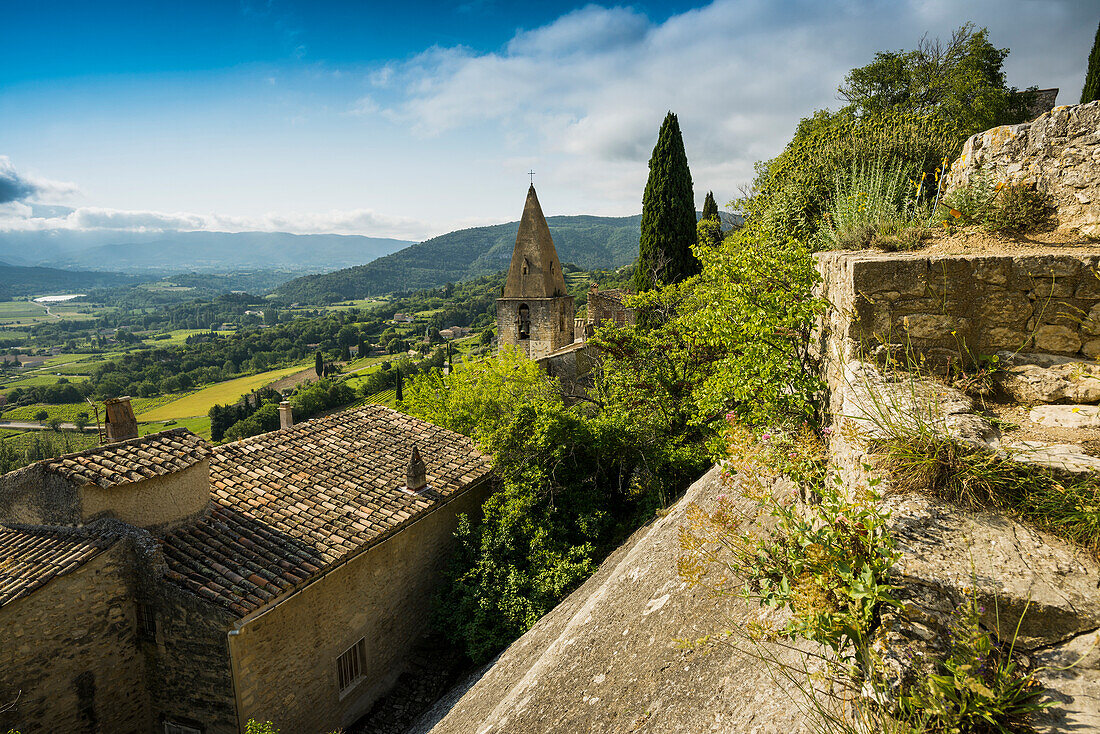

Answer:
[337,638,366,693]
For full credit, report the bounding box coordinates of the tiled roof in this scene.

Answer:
[0,526,112,606]
[161,404,492,617]
[43,428,210,489]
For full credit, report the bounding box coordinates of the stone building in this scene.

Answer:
[0,400,493,734]
[497,186,575,359]
[585,284,635,329]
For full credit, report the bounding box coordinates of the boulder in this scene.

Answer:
[995,357,1100,404]
[944,101,1100,237]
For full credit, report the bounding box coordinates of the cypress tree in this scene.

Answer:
[634,112,698,292]
[314,351,323,378]
[395,368,404,402]
[702,191,719,222]
[1082,20,1100,103]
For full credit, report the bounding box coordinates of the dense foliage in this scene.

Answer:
[634,112,699,292]
[407,348,708,661]
[839,24,1033,140]
[1082,20,1100,104]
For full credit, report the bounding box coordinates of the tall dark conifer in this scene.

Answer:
[314,351,323,378]
[395,368,404,402]
[634,112,698,292]
[702,191,719,222]
[1083,20,1100,103]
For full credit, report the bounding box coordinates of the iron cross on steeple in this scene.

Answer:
[528,169,535,185]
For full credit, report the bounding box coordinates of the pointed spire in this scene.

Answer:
[503,186,568,299]
[406,444,427,492]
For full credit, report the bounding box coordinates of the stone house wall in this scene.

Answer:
[82,460,211,531]
[0,541,150,734]
[497,297,575,359]
[587,290,635,327]
[227,478,493,734]
[0,464,82,525]
[145,584,239,734]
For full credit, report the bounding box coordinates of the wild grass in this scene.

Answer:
[816,157,929,251]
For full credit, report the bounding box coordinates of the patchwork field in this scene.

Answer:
[137,363,309,420]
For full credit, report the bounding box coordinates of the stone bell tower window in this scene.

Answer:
[518,304,530,340]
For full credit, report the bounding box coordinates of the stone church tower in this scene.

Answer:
[497,185,575,358]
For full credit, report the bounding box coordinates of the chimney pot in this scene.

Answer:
[279,401,294,430]
[406,444,427,493]
[104,397,138,442]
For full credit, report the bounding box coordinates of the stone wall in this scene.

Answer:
[146,584,239,733]
[227,478,493,734]
[944,100,1100,236]
[81,460,211,531]
[497,296,575,359]
[0,464,82,525]
[0,541,150,734]
[817,250,1100,393]
[586,287,635,328]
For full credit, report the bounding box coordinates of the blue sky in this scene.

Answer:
[1,0,1096,241]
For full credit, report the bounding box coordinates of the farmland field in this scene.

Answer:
[139,415,212,440]
[2,395,178,423]
[137,363,309,420]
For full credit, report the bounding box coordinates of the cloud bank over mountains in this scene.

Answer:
[2,0,1094,241]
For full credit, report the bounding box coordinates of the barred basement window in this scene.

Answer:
[164,720,203,734]
[337,638,367,693]
[136,602,157,641]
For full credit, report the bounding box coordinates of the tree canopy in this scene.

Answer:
[839,24,1032,140]
[634,112,699,292]
[701,191,719,222]
[1083,20,1100,103]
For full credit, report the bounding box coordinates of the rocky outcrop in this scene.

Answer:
[409,467,820,734]
[944,101,1100,237]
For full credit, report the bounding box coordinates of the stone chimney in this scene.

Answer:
[279,401,294,430]
[406,444,427,493]
[104,397,138,442]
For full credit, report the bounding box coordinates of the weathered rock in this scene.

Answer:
[995,356,1100,404]
[1029,404,1100,429]
[1034,325,1084,354]
[1031,628,1100,734]
[841,361,999,451]
[1004,440,1100,474]
[944,101,1100,237]
[883,493,1100,651]
[410,467,822,734]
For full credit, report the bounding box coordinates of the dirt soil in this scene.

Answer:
[912,224,1098,258]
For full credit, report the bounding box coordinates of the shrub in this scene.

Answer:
[987,184,1053,234]
[939,168,998,226]
[815,157,928,251]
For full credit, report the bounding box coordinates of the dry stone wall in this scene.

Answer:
[817,250,1100,378]
[944,100,1100,236]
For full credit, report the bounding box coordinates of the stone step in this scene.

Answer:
[994,351,1100,404]
[1029,404,1100,429]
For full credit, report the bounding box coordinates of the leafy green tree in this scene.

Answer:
[634,112,698,292]
[1083,20,1100,103]
[34,409,48,422]
[314,351,323,378]
[74,412,90,431]
[839,24,1032,139]
[701,191,719,222]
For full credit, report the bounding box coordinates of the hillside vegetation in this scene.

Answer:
[275,214,644,302]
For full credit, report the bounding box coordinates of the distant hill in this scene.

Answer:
[0,230,413,274]
[0,262,139,299]
[275,214,644,303]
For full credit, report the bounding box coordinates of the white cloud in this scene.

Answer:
[0,156,79,205]
[0,205,432,240]
[375,0,1096,210]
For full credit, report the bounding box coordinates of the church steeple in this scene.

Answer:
[503,185,568,299]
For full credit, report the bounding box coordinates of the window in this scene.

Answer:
[337,638,367,694]
[136,602,157,641]
[518,304,530,340]
[164,720,203,734]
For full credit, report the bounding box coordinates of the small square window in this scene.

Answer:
[337,638,367,694]
[136,602,157,641]
[164,720,203,734]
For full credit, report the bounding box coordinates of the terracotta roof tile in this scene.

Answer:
[0,526,113,606]
[161,404,492,617]
[42,428,210,489]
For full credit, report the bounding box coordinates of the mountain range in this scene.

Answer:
[0,229,413,274]
[275,214,645,303]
